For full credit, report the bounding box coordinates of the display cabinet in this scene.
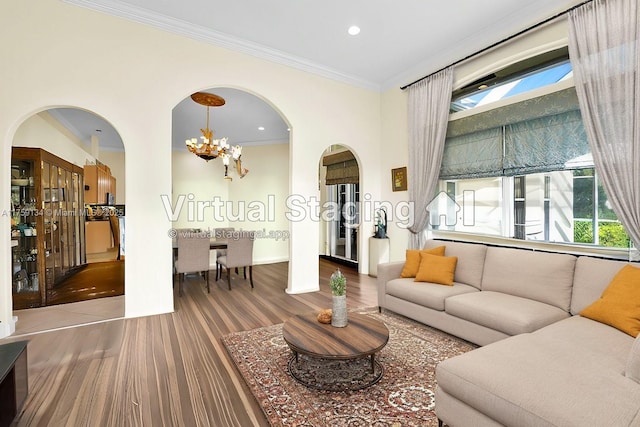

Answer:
[10,147,86,309]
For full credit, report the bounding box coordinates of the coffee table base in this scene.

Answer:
[287,353,384,391]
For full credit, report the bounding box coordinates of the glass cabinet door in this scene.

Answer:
[72,171,86,267]
[11,147,87,308]
[43,161,55,289]
[10,158,40,308]
[60,168,71,275]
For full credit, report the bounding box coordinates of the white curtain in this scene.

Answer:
[407,67,454,249]
[568,0,640,259]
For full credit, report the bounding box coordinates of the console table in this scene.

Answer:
[0,341,28,427]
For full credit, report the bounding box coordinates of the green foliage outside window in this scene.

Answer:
[574,220,630,248]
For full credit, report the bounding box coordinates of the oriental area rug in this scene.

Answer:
[221,308,477,426]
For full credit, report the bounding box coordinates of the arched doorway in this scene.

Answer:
[319,145,360,266]
[10,107,125,312]
[170,87,290,296]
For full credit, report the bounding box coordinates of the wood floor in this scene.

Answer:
[46,260,125,306]
[2,259,379,427]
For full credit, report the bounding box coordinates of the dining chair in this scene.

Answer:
[212,227,234,279]
[216,231,255,290]
[174,231,211,296]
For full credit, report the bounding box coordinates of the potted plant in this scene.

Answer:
[330,269,348,327]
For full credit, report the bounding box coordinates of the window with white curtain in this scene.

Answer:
[433,52,630,252]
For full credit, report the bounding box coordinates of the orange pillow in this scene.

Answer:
[414,253,458,286]
[400,246,446,278]
[580,264,640,337]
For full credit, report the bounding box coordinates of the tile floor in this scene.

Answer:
[11,295,125,337]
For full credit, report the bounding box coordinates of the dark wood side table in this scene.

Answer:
[282,312,389,390]
[0,341,28,427]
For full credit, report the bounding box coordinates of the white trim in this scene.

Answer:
[431,230,635,261]
[449,77,574,121]
[63,0,380,92]
[253,256,289,265]
[0,316,17,339]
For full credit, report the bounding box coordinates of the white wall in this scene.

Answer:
[171,143,290,264]
[15,112,125,203]
[380,87,410,261]
[12,112,95,167]
[0,0,382,335]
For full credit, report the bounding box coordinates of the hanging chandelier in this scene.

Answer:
[185,92,248,180]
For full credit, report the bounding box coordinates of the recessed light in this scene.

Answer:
[348,25,360,36]
[258,126,265,131]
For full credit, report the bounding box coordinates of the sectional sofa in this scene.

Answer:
[377,239,640,427]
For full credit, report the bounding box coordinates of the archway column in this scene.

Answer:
[286,130,320,294]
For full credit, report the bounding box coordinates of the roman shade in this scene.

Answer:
[440,87,590,180]
[323,151,359,185]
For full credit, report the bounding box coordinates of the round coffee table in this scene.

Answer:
[282,311,389,390]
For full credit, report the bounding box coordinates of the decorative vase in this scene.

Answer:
[331,294,348,327]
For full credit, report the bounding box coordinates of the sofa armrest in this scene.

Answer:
[377,261,405,308]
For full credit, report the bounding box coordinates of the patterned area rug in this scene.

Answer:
[221,308,477,426]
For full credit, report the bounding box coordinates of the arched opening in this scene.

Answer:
[318,145,361,268]
[10,107,125,319]
[170,87,290,297]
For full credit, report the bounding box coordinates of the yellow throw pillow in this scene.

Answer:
[580,264,640,337]
[400,246,446,278]
[414,253,458,286]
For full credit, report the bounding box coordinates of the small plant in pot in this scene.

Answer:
[330,269,348,327]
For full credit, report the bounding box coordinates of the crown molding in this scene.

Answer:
[63,0,381,92]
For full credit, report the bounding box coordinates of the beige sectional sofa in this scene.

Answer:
[377,239,640,427]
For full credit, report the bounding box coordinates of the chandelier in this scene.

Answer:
[185,92,248,180]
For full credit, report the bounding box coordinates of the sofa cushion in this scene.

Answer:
[415,253,457,285]
[386,277,478,311]
[400,246,445,278]
[580,264,640,337]
[481,246,576,311]
[423,240,487,289]
[436,316,639,427]
[627,334,640,384]
[571,256,631,315]
[445,291,570,336]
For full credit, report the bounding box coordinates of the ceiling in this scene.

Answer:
[51,0,584,152]
[48,88,290,153]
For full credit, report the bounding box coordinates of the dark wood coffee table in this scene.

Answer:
[282,311,389,390]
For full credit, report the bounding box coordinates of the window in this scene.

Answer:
[450,48,572,112]
[433,52,630,252]
[573,169,631,248]
[437,169,629,249]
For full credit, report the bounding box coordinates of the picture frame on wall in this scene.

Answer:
[392,167,407,192]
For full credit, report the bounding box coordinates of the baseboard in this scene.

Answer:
[0,316,17,338]
[319,255,358,270]
[253,256,289,265]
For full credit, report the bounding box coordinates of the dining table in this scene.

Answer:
[172,237,228,254]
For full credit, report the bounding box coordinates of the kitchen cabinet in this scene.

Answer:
[85,220,113,254]
[84,164,115,204]
[10,147,86,309]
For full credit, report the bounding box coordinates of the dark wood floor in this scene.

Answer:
[3,259,378,426]
[47,260,125,306]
